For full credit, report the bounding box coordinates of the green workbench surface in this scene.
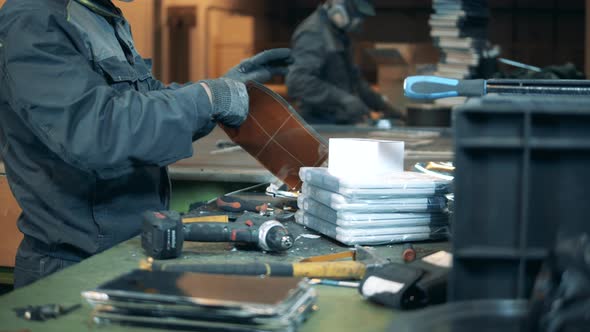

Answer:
[0,124,454,331]
[0,231,449,332]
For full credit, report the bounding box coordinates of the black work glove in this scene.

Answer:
[199,78,249,128]
[336,95,369,124]
[224,48,292,84]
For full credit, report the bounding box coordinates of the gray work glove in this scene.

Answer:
[199,78,249,128]
[224,48,292,84]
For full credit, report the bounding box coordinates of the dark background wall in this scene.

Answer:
[262,0,585,72]
[488,0,584,69]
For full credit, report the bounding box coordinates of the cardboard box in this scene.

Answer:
[373,43,439,111]
[0,176,23,267]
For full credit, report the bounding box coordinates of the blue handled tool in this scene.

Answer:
[404,76,485,100]
[404,75,590,100]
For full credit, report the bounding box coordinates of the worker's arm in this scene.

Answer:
[146,79,189,91]
[357,75,389,110]
[286,31,368,123]
[146,48,292,91]
[143,68,190,91]
[356,71,405,120]
[0,10,234,179]
[143,77,217,143]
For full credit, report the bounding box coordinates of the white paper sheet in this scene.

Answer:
[328,138,404,178]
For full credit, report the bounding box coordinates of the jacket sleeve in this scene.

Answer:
[0,11,215,179]
[286,31,361,109]
[145,76,190,91]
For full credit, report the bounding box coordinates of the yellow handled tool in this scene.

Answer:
[140,245,388,280]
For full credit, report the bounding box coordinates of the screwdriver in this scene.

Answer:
[404,75,590,100]
[216,195,269,213]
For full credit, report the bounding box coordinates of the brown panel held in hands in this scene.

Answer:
[0,176,22,267]
[220,81,328,190]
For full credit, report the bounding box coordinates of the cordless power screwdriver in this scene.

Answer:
[141,210,294,259]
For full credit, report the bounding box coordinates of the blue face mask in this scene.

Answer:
[346,17,364,32]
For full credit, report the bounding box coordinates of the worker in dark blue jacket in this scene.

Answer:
[286,0,404,125]
[0,0,291,288]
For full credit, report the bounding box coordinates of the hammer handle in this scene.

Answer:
[292,261,367,280]
[150,261,367,279]
[152,262,294,276]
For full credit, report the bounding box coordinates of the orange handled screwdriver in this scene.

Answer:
[216,196,268,213]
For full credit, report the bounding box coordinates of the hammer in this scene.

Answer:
[140,245,389,280]
[141,210,294,259]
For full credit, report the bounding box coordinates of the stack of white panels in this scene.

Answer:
[296,167,452,246]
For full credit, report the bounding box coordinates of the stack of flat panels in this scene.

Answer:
[296,167,451,246]
[430,0,489,79]
[83,270,317,332]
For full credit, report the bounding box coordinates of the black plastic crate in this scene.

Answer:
[450,95,590,301]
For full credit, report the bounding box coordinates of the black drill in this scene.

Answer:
[141,210,294,259]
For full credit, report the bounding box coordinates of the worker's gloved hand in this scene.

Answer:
[199,78,249,128]
[336,95,369,124]
[224,48,292,84]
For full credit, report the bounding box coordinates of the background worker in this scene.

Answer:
[286,0,404,125]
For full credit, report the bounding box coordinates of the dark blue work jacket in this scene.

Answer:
[286,8,388,124]
[0,0,215,261]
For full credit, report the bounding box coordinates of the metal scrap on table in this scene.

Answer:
[14,304,81,322]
